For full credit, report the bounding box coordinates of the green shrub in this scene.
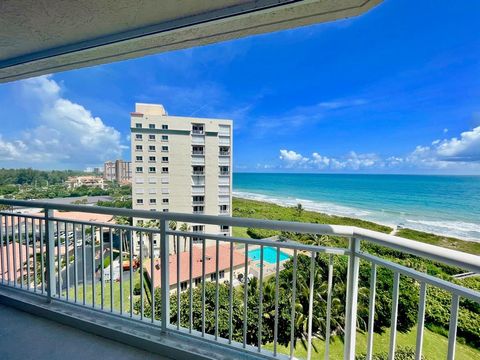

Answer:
[356,347,424,360]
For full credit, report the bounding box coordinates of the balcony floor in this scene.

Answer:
[0,304,168,360]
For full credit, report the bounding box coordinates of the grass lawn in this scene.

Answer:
[64,270,140,313]
[264,328,480,360]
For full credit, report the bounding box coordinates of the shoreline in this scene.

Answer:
[233,190,480,243]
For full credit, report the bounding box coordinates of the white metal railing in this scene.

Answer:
[0,199,479,360]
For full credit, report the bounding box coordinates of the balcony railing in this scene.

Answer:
[192,130,204,135]
[192,151,204,155]
[192,171,205,175]
[0,199,479,360]
[219,171,229,176]
[219,151,230,156]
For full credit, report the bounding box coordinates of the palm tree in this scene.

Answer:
[179,223,190,251]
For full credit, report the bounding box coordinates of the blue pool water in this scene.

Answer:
[248,247,290,264]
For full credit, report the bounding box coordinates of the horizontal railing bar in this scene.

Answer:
[0,199,354,236]
[167,230,348,255]
[355,228,480,274]
[2,199,480,274]
[358,252,480,303]
[0,212,45,221]
[48,217,160,234]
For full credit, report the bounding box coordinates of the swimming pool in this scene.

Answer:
[247,246,290,264]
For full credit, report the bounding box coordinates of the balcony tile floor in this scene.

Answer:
[0,304,169,360]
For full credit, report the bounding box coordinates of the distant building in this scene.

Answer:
[66,176,105,189]
[104,160,132,184]
[130,103,233,257]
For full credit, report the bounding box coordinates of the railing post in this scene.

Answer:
[45,208,56,301]
[160,218,169,331]
[344,237,360,360]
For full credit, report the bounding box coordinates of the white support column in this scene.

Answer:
[45,208,56,301]
[344,237,360,360]
[160,219,169,331]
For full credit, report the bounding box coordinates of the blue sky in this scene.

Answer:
[1,0,480,174]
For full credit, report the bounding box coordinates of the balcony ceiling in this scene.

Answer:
[0,0,382,83]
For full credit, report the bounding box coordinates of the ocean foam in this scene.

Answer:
[233,191,480,242]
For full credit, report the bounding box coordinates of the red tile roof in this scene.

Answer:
[130,112,143,116]
[145,244,246,288]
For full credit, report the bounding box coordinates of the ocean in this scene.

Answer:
[233,173,480,242]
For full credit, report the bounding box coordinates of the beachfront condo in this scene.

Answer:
[130,103,233,256]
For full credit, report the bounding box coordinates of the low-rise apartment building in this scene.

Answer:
[66,176,105,190]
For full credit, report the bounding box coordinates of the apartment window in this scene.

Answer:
[148,189,157,194]
[162,198,169,204]
[193,166,204,175]
[135,134,142,140]
[219,146,230,155]
[135,145,143,151]
[192,124,204,134]
[136,199,144,204]
[149,156,156,162]
[149,199,156,204]
[149,145,155,151]
[149,124,155,129]
[192,145,204,155]
[219,166,229,175]
[136,166,143,173]
[149,134,155,140]
[161,135,168,142]
[193,206,204,213]
[135,123,142,128]
[192,225,204,232]
[161,188,169,194]
[135,178,144,184]
[219,205,228,213]
[192,195,204,203]
[136,156,143,162]
[210,271,225,281]
[194,277,202,286]
[180,281,188,291]
[161,177,169,184]
[162,124,168,130]
[149,167,156,173]
[162,156,168,163]
[220,225,229,232]
[162,167,168,174]
[148,177,157,184]
[161,146,169,152]
[162,209,169,212]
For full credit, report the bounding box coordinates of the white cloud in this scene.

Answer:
[278,126,480,173]
[279,149,381,171]
[279,149,310,167]
[435,126,480,161]
[0,75,124,168]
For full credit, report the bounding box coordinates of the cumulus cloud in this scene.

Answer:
[279,149,310,167]
[435,126,480,161]
[279,149,382,170]
[278,126,480,173]
[0,75,124,168]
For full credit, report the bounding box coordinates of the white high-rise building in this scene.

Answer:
[130,103,232,256]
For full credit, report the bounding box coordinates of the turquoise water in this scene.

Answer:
[233,173,480,241]
[248,247,290,264]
